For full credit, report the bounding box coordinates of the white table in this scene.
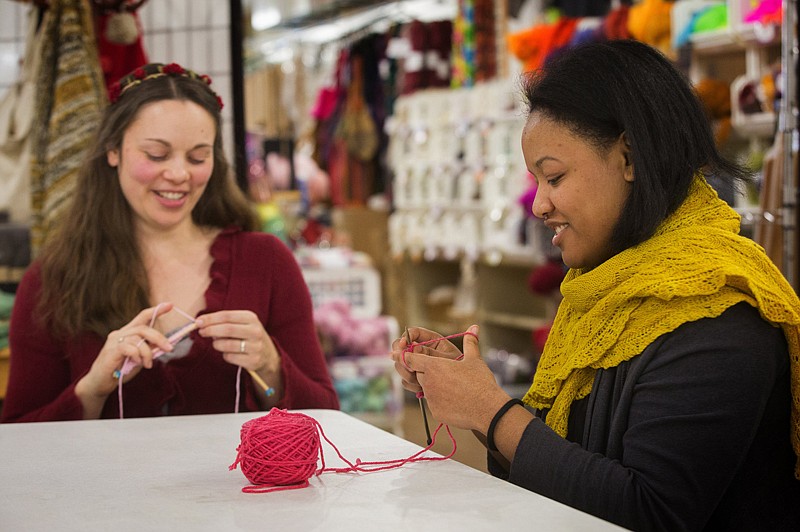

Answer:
[0,410,625,531]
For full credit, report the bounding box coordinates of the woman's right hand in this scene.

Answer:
[75,304,176,409]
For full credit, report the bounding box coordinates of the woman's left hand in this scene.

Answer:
[397,325,510,433]
[195,310,281,377]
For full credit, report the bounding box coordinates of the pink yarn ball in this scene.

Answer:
[233,409,321,488]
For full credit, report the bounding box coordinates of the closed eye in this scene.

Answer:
[188,148,212,165]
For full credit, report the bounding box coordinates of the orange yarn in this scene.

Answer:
[695,78,732,147]
[507,18,579,72]
[627,0,674,56]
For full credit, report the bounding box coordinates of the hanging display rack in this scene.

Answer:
[780,0,798,290]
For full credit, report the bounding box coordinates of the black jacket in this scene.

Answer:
[491,303,800,531]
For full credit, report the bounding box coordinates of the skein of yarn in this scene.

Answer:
[230,408,457,493]
[231,409,321,492]
[105,11,139,44]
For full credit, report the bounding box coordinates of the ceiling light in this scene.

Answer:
[252,6,282,31]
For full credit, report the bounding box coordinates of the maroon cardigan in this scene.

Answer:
[2,227,339,422]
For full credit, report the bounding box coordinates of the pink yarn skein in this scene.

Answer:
[230,408,457,493]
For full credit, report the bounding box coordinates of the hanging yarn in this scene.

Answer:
[115,303,255,418]
[116,304,199,418]
[230,408,457,494]
[399,331,473,386]
[114,303,274,419]
[230,330,475,493]
[105,11,139,45]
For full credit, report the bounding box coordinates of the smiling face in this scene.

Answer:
[106,99,216,236]
[523,112,634,270]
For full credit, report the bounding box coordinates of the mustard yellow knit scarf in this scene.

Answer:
[523,175,800,478]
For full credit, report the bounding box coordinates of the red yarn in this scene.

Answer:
[527,260,565,295]
[230,408,457,493]
[400,331,472,374]
[532,323,552,352]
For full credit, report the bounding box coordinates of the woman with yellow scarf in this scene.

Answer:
[393,40,800,531]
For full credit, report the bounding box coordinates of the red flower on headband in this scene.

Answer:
[163,63,185,75]
[133,67,146,80]
[200,74,212,85]
[216,95,224,110]
[108,82,121,103]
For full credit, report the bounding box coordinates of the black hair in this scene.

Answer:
[521,39,750,253]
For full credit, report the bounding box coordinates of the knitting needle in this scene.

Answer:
[406,327,432,445]
[113,321,200,379]
[248,369,276,397]
[418,394,432,446]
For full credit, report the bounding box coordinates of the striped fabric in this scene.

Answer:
[30,0,106,254]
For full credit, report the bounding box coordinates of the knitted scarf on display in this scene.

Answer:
[523,175,800,478]
[30,0,106,254]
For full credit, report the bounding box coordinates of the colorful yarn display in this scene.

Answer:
[230,408,457,494]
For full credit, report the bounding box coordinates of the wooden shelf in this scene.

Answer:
[732,111,777,137]
[479,310,548,331]
[398,255,551,364]
[690,24,780,55]
[0,267,25,284]
[683,13,784,217]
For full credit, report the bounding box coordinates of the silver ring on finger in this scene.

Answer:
[240,339,246,353]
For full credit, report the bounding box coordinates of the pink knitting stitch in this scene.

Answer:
[401,330,472,398]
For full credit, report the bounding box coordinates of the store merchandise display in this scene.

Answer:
[297,246,402,428]
[675,0,791,277]
[387,79,548,264]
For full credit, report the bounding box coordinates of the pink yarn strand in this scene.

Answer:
[118,371,124,419]
[231,330,475,491]
[234,366,242,414]
[115,304,234,419]
[406,330,477,348]
[319,422,456,473]
[230,408,458,493]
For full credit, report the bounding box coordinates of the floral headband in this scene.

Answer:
[108,62,224,110]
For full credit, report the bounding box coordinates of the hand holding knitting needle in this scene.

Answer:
[391,326,467,395]
[392,326,481,439]
[75,303,177,418]
[196,309,282,403]
[405,327,432,444]
[392,325,512,434]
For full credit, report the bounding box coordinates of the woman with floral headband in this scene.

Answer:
[393,41,800,530]
[2,63,338,422]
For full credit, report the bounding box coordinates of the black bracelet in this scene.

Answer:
[486,398,525,452]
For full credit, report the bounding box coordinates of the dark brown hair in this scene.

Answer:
[37,64,258,338]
